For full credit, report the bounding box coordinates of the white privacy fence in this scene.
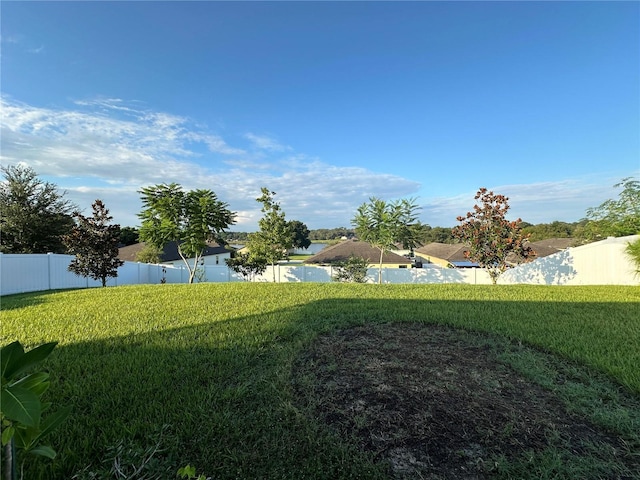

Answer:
[1,235,637,296]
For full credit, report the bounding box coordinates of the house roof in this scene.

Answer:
[118,241,232,263]
[414,243,470,262]
[304,240,412,265]
[416,238,574,265]
[528,238,574,258]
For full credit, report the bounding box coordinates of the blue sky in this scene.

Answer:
[1,1,638,231]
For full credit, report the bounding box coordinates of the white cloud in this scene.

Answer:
[3,96,632,231]
[0,96,420,229]
[421,177,631,227]
[27,45,44,54]
[0,35,22,44]
[244,133,291,152]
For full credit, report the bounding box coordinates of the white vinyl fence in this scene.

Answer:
[1,235,637,296]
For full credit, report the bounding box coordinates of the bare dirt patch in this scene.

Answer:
[292,323,639,479]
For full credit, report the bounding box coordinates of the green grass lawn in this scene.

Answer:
[1,283,639,478]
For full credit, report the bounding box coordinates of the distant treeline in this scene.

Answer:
[215,220,586,245]
[121,221,587,246]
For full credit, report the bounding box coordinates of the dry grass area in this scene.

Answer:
[293,323,640,479]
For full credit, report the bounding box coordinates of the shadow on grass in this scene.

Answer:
[0,288,85,310]
[29,296,640,479]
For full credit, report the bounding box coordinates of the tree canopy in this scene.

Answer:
[138,183,236,283]
[0,165,76,253]
[352,197,424,284]
[246,188,294,282]
[452,188,534,284]
[63,199,124,287]
[289,220,312,250]
[579,177,640,241]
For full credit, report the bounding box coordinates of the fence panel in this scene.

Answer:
[1,236,637,295]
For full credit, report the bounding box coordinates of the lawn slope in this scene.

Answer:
[1,283,638,478]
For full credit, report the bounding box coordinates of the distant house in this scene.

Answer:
[414,243,477,268]
[304,240,412,268]
[416,238,574,269]
[118,241,233,267]
[528,238,574,257]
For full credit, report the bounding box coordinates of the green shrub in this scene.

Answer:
[625,236,640,276]
[332,255,369,283]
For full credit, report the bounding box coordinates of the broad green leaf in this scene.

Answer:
[29,445,56,459]
[8,342,57,379]
[0,385,41,427]
[12,424,34,449]
[36,406,71,441]
[1,341,24,381]
[12,371,50,396]
[1,425,14,446]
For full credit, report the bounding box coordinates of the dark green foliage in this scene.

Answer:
[1,341,70,480]
[288,220,312,250]
[118,227,139,246]
[225,252,267,281]
[63,200,124,287]
[0,165,76,254]
[332,255,368,283]
[308,227,355,241]
[219,231,250,242]
[521,221,579,242]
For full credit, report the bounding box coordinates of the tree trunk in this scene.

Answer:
[378,248,384,284]
[3,439,16,480]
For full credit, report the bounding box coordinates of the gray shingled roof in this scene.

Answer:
[414,243,470,262]
[528,238,574,258]
[304,240,411,265]
[118,241,232,263]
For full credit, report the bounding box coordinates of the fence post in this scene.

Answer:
[48,253,53,291]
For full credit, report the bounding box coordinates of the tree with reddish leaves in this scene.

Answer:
[452,188,535,284]
[63,199,125,287]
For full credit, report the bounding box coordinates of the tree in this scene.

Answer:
[332,255,369,283]
[421,226,456,244]
[288,220,312,250]
[580,177,640,241]
[135,244,163,264]
[452,188,535,284]
[352,197,424,284]
[137,184,236,284]
[245,188,294,282]
[63,200,125,287]
[521,221,577,242]
[119,226,139,246]
[0,165,76,253]
[625,237,640,278]
[225,252,267,281]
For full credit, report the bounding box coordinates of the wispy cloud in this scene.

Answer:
[244,133,291,152]
[421,176,632,227]
[0,97,419,229]
[27,45,45,54]
[0,34,22,44]
[3,96,630,230]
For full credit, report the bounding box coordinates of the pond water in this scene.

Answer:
[293,243,329,255]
